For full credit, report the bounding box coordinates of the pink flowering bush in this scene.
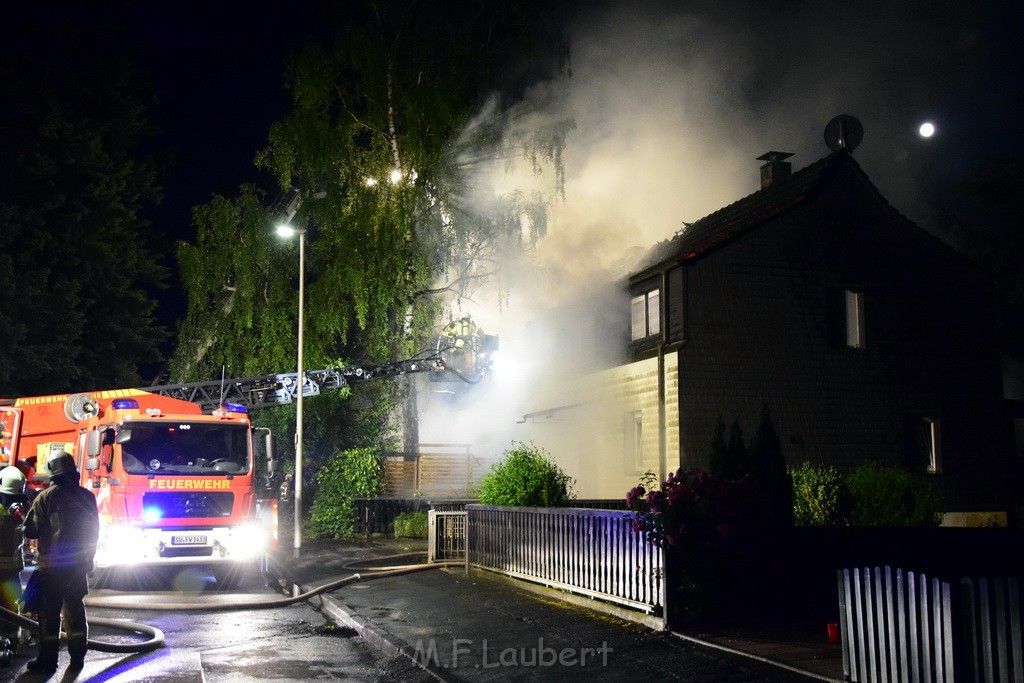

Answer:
[626,468,767,626]
[626,468,756,548]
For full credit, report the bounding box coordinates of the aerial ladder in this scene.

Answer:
[136,317,497,414]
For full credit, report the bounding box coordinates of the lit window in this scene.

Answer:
[924,418,941,473]
[845,290,865,348]
[631,289,661,340]
[908,416,941,473]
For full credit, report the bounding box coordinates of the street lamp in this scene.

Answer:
[276,223,306,557]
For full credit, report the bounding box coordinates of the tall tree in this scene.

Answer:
[171,1,573,461]
[0,27,167,396]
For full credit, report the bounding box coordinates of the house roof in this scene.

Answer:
[633,149,863,278]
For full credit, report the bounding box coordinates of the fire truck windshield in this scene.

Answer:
[118,422,250,475]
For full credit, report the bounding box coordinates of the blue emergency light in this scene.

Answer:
[142,506,163,524]
[219,403,248,414]
[111,398,140,410]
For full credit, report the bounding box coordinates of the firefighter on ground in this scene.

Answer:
[23,452,99,674]
[0,466,29,661]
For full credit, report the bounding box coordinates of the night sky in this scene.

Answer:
[4,0,1023,333]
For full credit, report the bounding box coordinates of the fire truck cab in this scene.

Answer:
[1,391,274,582]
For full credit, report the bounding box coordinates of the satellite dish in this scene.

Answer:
[824,115,864,152]
[63,393,99,423]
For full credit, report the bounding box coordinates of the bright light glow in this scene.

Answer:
[919,122,936,138]
[276,224,297,238]
[389,168,403,184]
[95,525,149,566]
[365,177,378,187]
[223,525,268,559]
[142,506,162,524]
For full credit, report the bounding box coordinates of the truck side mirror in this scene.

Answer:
[264,432,278,473]
[87,430,102,457]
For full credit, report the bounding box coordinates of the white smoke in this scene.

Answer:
[418,0,998,463]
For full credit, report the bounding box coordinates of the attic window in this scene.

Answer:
[631,289,661,340]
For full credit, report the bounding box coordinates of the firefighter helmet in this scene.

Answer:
[0,466,25,496]
[47,452,78,477]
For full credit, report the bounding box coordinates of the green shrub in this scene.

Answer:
[393,511,428,538]
[307,447,383,538]
[478,442,575,507]
[845,463,941,527]
[789,461,845,526]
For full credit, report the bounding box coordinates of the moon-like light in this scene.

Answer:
[919,122,935,138]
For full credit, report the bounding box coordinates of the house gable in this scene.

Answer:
[625,149,1009,512]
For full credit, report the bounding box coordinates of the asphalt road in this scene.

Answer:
[2,565,433,682]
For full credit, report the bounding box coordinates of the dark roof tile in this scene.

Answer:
[634,150,846,275]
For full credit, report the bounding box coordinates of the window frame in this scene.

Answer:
[845,289,866,348]
[630,289,661,341]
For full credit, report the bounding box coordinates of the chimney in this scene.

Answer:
[757,151,794,189]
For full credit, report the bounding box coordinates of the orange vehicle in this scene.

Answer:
[1,390,274,582]
[0,317,494,582]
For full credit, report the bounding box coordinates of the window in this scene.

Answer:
[906,416,941,473]
[631,289,661,340]
[624,411,643,473]
[845,290,865,348]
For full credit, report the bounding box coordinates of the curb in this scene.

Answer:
[671,632,844,683]
[267,553,449,682]
[311,590,449,682]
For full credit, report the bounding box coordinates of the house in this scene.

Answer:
[519,147,1014,517]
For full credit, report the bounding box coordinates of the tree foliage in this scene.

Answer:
[169,1,573,478]
[307,447,384,538]
[253,0,574,356]
[0,32,167,395]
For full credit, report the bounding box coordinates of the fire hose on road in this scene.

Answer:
[0,553,458,655]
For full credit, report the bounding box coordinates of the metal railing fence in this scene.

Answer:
[464,504,662,615]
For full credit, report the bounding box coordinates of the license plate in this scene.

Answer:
[171,535,208,546]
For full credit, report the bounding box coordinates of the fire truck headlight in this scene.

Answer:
[97,525,149,566]
[224,525,268,559]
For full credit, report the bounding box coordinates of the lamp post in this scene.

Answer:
[276,223,306,556]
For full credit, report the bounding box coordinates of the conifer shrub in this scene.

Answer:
[478,442,575,507]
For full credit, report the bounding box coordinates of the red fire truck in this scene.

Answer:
[0,318,495,583]
[1,390,272,584]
